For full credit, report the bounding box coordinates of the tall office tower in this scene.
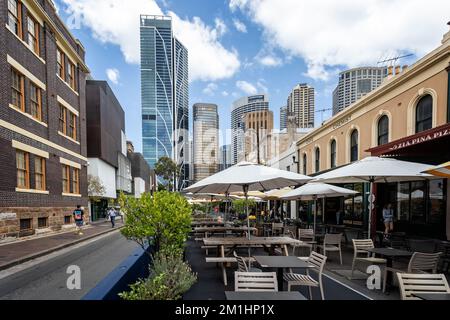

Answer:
[140,15,189,190]
[280,106,287,131]
[193,104,219,182]
[231,95,269,164]
[332,66,388,115]
[220,144,232,171]
[242,110,274,164]
[287,84,315,129]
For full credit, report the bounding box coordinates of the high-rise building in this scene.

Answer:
[287,84,315,129]
[280,106,287,131]
[231,95,269,164]
[140,15,189,190]
[193,104,219,182]
[242,110,274,164]
[220,144,232,171]
[332,66,388,115]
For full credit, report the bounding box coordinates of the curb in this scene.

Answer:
[0,226,124,272]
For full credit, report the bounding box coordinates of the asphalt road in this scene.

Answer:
[0,231,138,300]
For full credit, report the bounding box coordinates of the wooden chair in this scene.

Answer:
[233,251,262,272]
[234,272,278,292]
[317,233,343,265]
[271,222,284,236]
[285,230,312,256]
[396,273,450,300]
[283,251,327,300]
[383,252,442,293]
[351,239,387,278]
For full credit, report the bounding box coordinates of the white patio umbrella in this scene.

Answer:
[281,183,358,235]
[312,156,434,238]
[184,162,312,242]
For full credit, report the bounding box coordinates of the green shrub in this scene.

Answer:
[119,191,192,252]
[119,252,197,300]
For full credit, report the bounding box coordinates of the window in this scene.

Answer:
[30,82,42,121]
[20,218,32,231]
[315,148,320,173]
[377,115,389,146]
[57,48,65,79]
[34,156,46,190]
[72,168,80,194]
[11,68,25,111]
[67,60,76,90]
[38,217,48,228]
[330,140,336,168]
[8,0,22,39]
[350,129,358,162]
[415,95,433,133]
[27,15,39,55]
[302,153,307,175]
[62,165,70,193]
[68,112,77,140]
[64,215,72,224]
[59,104,66,134]
[16,150,29,189]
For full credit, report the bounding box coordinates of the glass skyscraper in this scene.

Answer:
[140,15,189,190]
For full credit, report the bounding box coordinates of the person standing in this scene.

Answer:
[73,205,84,235]
[108,207,116,228]
[382,203,394,238]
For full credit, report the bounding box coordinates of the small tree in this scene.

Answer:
[119,191,192,252]
[232,198,257,216]
[87,174,106,201]
[154,156,178,191]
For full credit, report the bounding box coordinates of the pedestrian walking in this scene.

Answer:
[108,207,116,228]
[73,205,84,235]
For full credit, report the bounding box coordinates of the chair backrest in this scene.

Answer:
[408,252,442,273]
[352,239,374,257]
[272,222,283,230]
[396,273,450,300]
[324,233,342,246]
[298,228,314,241]
[307,251,327,277]
[234,272,278,292]
[233,251,248,272]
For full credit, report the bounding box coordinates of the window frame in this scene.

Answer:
[57,48,65,79]
[377,115,389,146]
[330,139,337,168]
[62,164,70,193]
[350,129,359,162]
[11,68,25,112]
[315,148,320,173]
[34,156,46,191]
[16,150,30,189]
[59,104,67,135]
[8,0,22,39]
[72,167,80,194]
[68,111,77,140]
[67,60,76,91]
[302,153,307,175]
[415,95,433,133]
[27,14,39,55]
[30,82,42,121]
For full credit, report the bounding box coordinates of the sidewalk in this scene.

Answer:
[0,221,124,271]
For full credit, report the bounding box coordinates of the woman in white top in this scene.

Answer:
[382,203,394,236]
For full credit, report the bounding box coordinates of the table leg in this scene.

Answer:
[220,245,227,286]
[277,268,284,291]
[385,257,393,291]
[283,244,289,256]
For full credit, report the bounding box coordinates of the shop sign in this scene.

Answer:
[332,116,352,130]
[0,212,16,220]
[389,127,450,151]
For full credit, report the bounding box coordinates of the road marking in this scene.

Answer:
[323,272,374,300]
[0,230,121,280]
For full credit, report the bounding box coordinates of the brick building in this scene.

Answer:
[0,0,89,238]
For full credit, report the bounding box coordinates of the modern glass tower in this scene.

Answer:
[140,15,189,190]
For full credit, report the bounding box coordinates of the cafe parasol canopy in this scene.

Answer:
[422,161,450,178]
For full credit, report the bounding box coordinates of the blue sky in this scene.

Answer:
[54,0,450,153]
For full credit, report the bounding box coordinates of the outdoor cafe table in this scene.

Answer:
[253,255,316,291]
[191,221,225,227]
[363,247,413,289]
[225,291,307,300]
[203,237,304,285]
[412,293,450,300]
[194,226,257,237]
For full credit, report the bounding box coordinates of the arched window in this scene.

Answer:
[415,95,433,133]
[303,153,307,175]
[315,148,320,172]
[330,140,336,168]
[377,115,389,146]
[350,130,358,162]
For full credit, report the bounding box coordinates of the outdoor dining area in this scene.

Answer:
[183,158,450,300]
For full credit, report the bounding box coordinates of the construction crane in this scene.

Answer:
[315,107,333,124]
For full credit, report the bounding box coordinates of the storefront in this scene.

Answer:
[367,123,450,239]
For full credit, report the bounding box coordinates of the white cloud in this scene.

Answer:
[61,0,240,82]
[215,18,228,36]
[233,19,247,33]
[202,83,218,96]
[257,54,282,67]
[221,91,229,97]
[230,0,450,81]
[236,80,257,95]
[106,68,120,84]
[256,79,268,93]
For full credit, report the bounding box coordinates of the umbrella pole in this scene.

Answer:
[313,196,317,236]
[243,184,251,258]
[368,179,374,240]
